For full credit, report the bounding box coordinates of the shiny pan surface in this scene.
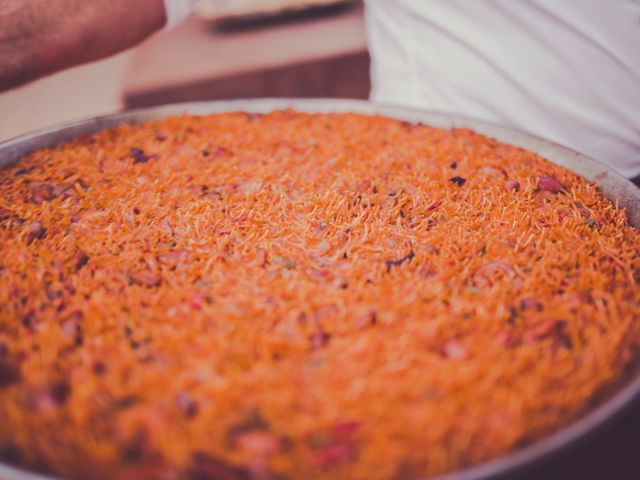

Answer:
[0,98,639,480]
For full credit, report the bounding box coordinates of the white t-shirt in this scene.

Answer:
[164,0,640,178]
[366,0,640,178]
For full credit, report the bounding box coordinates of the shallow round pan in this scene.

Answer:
[1,98,639,480]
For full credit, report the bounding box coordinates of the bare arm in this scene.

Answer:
[0,0,166,92]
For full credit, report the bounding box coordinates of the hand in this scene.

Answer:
[0,0,166,92]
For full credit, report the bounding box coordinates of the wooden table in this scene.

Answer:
[123,3,369,107]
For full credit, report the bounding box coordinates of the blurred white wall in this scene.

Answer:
[0,51,133,142]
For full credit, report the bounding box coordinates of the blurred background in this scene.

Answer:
[0,0,367,142]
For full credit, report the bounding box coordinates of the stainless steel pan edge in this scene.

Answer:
[1,98,639,480]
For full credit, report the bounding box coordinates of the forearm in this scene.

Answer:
[0,0,166,92]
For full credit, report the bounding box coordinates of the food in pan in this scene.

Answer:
[0,110,639,480]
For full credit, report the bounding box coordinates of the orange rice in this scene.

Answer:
[0,110,639,480]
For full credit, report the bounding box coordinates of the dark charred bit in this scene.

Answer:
[73,248,89,271]
[0,358,21,390]
[450,161,458,169]
[385,250,416,273]
[176,392,199,419]
[187,451,251,480]
[21,310,36,331]
[14,168,30,177]
[556,324,574,350]
[51,380,71,405]
[343,252,348,260]
[121,429,160,464]
[310,329,331,350]
[124,324,133,341]
[26,221,47,244]
[0,208,12,221]
[585,218,600,230]
[0,210,22,228]
[450,176,466,187]
[130,147,152,164]
[520,297,543,312]
[0,442,22,464]
[92,360,107,375]
[201,150,210,157]
[45,282,63,303]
